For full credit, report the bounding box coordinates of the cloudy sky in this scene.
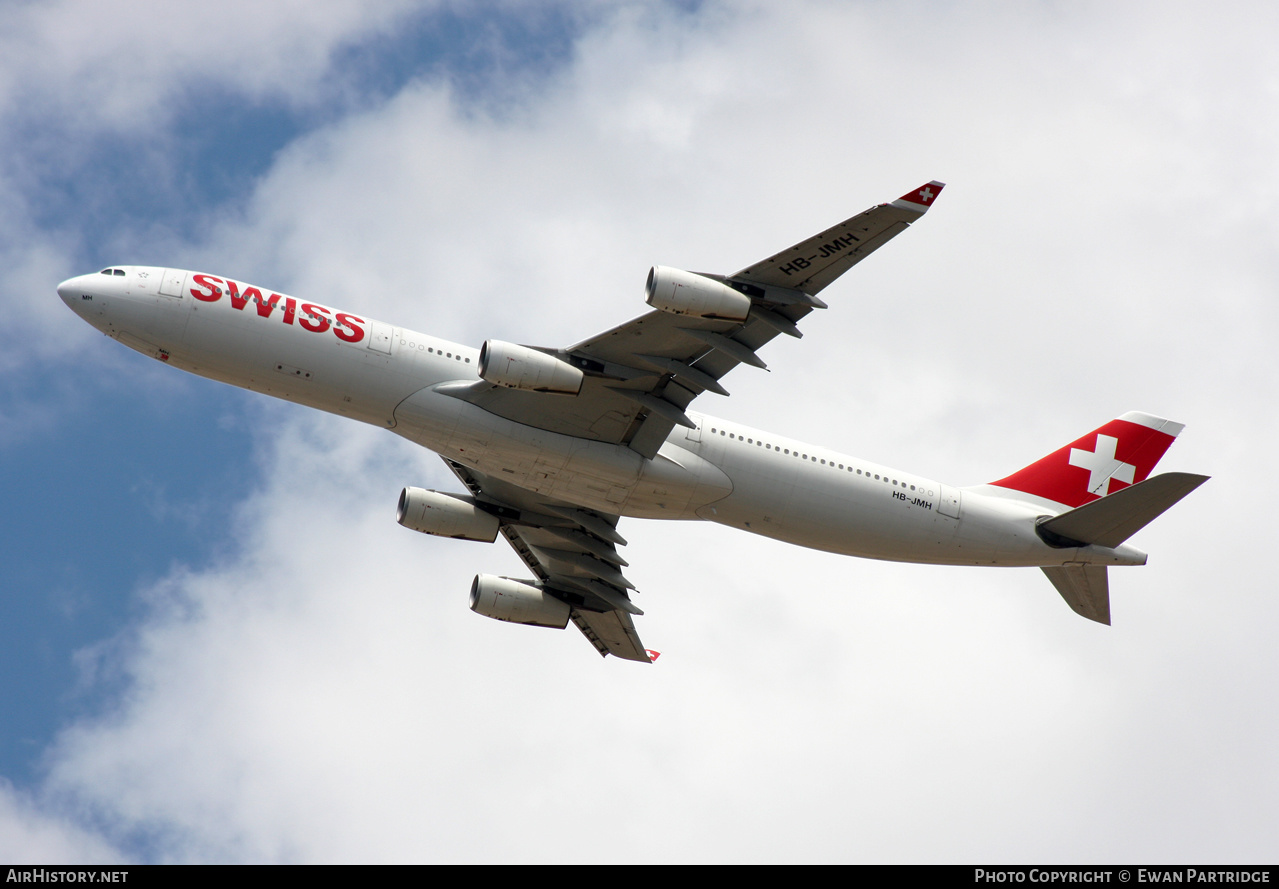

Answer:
[1,0,1274,864]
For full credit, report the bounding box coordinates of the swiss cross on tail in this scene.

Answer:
[990,411,1186,508]
[892,181,945,212]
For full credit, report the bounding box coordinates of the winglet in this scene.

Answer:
[891,180,945,213]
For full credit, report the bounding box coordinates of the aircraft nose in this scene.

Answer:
[57,274,90,311]
[57,276,78,307]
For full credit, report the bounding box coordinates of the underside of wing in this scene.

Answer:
[570,609,650,663]
[439,182,944,460]
[730,182,944,293]
[445,459,652,662]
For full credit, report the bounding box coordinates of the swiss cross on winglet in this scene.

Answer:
[891,180,946,213]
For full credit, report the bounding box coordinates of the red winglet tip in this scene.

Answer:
[898,181,944,206]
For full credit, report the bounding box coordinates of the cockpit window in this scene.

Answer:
[99,268,126,276]
[100,269,112,275]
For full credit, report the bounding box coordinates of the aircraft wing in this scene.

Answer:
[446,182,944,459]
[444,459,652,662]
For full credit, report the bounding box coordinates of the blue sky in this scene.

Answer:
[0,0,612,841]
[2,0,1277,864]
[0,1,593,792]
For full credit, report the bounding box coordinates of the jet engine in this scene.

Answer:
[397,487,500,542]
[645,266,751,322]
[469,574,571,629]
[478,340,583,395]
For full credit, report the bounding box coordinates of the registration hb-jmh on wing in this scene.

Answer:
[56,182,1207,662]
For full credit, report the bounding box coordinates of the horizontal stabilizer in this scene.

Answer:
[1038,472,1209,548]
[1041,565,1111,625]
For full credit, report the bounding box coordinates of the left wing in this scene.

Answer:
[445,459,652,662]
[443,182,944,459]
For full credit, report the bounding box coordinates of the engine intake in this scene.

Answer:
[478,340,583,395]
[645,266,751,322]
[397,488,500,542]
[470,574,570,629]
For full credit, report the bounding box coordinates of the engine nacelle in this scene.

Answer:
[478,340,583,395]
[469,574,571,629]
[397,487,500,542]
[645,266,752,322]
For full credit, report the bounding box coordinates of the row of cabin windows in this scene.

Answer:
[707,426,931,495]
[401,339,471,363]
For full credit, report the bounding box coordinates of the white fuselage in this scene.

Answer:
[57,267,1145,570]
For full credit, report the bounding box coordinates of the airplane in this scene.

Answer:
[56,182,1207,663]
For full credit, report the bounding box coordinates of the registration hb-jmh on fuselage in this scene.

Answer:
[57,182,1207,662]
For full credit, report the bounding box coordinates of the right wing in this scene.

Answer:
[441,182,945,459]
[728,181,944,293]
[426,183,945,660]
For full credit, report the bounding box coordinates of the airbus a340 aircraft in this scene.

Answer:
[58,182,1206,662]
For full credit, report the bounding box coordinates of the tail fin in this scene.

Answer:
[996,412,1209,625]
[991,411,1185,508]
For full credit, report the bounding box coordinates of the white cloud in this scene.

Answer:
[14,0,1279,862]
[0,0,425,130]
[0,780,123,863]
